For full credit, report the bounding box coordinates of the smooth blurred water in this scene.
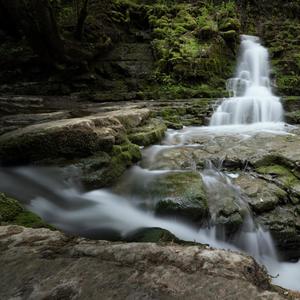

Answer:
[0,34,298,292]
[210,35,284,126]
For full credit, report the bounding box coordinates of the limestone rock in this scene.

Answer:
[152,172,209,224]
[234,174,287,213]
[128,118,167,146]
[0,108,150,165]
[0,225,290,300]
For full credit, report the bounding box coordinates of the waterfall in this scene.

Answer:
[210,35,284,126]
[200,162,277,261]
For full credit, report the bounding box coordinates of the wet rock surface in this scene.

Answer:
[0,225,294,300]
[1,97,300,265]
[0,105,153,188]
[0,97,213,189]
[138,126,300,258]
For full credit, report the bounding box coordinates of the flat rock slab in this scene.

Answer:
[0,108,150,164]
[0,225,291,300]
[147,127,300,170]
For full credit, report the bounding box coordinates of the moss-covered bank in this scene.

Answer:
[0,193,52,229]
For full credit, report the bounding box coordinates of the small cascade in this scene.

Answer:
[200,161,277,262]
[210,35,284,126]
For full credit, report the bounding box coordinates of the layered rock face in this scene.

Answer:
[0,104,159,188]
[0,225,294,300]
[0,0,240,99]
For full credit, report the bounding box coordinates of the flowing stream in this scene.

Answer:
[0,35,299,291]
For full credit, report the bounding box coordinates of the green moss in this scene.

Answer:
[0,193,52,229]
[147,0,239,94]
[78,141,142,189]
[152,172,209,223]
[104,142,141,184]
[257,165,291,176]
[257,165,300,189]
[128,118,167,146]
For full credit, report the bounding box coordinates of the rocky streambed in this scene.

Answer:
[1,96,300,297]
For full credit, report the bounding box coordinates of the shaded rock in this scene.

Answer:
[0,118,119,164]
[0,96,44,115]
[0,111,72,135]
[285,110,300,124]
[256,206,300,260]
[0,225,289,300]
[164,121,184,130]
[61,142,142,190]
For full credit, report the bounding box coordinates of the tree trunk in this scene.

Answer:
[74,0,89,41]
[0,0,67,65]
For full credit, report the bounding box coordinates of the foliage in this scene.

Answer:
[148,0,239,91]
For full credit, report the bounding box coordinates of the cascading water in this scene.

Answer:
[1,35,299,291]
[210,35,284,126]
[200,162,277,262]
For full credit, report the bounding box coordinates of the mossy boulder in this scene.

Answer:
[164,121,183,130]
[74,142,142,189]
[0,193,51,229]
[128,118,167,146]
[0,117,121,165]
[151,172,209,224]
[220,30,238,43]
[234,174,287,213]
[219,18,240,32]
[256,165,300,203]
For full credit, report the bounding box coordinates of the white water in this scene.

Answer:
[200,163,278,262]
[1,156,299,291]
[210,35,284,126]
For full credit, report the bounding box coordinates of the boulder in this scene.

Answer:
[256,205,300,260]
[152,172,209,224]
[234,174,287,213]
[0,225,290,300]
[128,118,167,146]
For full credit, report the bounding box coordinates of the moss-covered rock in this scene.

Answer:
[0,117,121,164]
[152,172,209,224]
[0,193,51,229]
[234,174,287,213]
[77,142,142,189]
[128,118,167,146]
[256,164,300,205]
